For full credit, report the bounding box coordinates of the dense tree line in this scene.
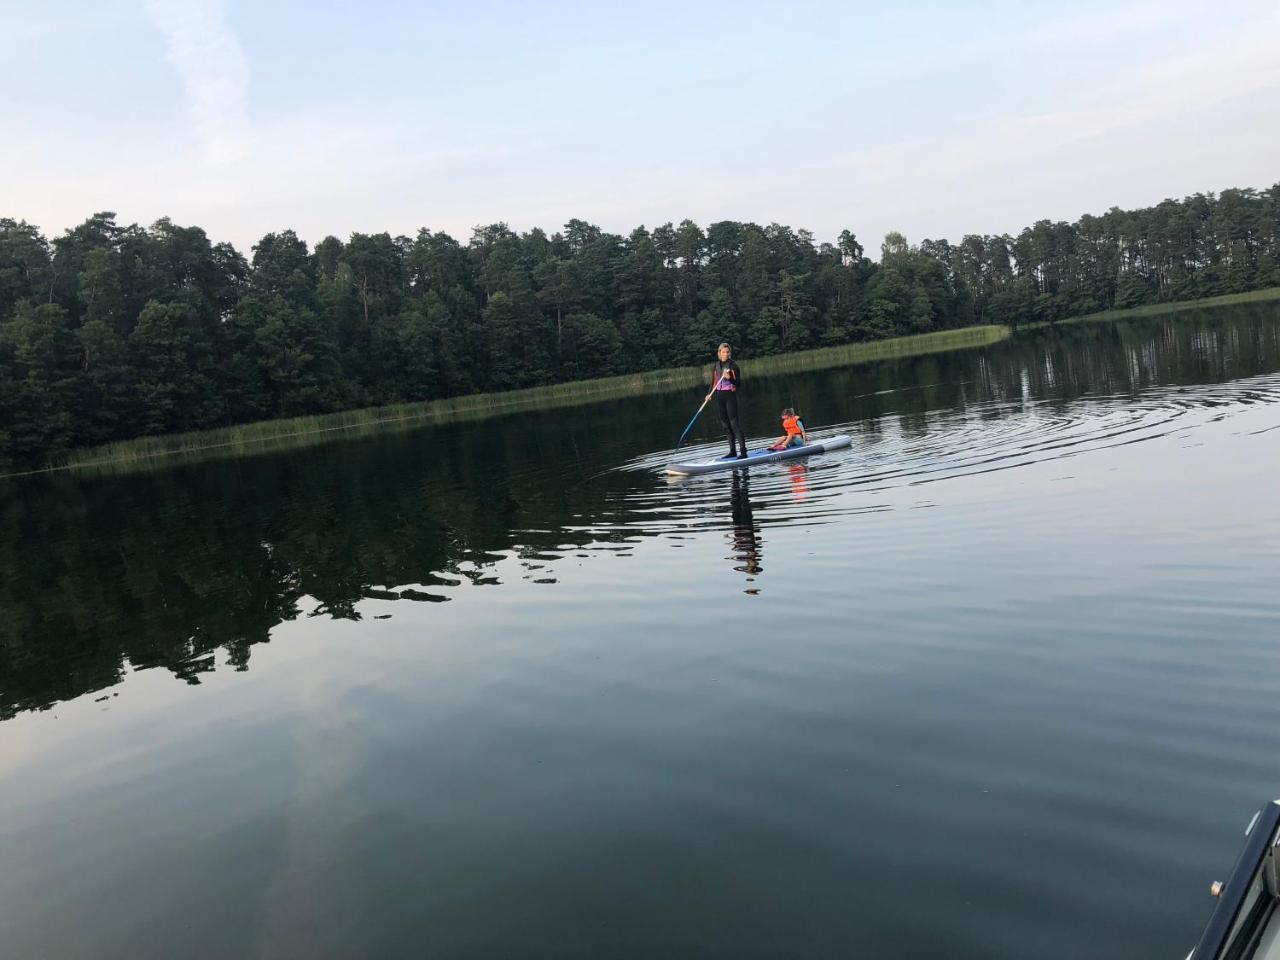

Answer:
[1,183,1278,469]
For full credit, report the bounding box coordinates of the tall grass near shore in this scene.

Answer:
[1026,287,1280,329]
[12,289,1279,479]
[18,326,1006,478]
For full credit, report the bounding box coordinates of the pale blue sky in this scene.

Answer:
[3,0,1278,255]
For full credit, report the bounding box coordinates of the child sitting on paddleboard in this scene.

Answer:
[767,408,808,451]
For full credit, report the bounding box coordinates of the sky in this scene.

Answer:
[3,0,1279,257]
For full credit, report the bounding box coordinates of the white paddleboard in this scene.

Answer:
[665,435,851,475]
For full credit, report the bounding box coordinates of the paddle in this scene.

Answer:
[675,369,726,450]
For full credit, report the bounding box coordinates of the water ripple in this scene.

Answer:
[575,373,1280,546]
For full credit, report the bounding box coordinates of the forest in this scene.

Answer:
[1,183,1278,470]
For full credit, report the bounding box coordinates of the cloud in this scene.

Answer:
[146,0,251,165]
[775,24,1280,246]
[0,3,139,59]
[8,1,1279,258]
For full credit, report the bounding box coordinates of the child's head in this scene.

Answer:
[781,407,795,419]
[717,342,731,361]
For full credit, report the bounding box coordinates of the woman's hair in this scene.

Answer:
[718,342,731,351]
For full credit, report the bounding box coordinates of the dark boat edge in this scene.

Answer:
[1188,799,1280,959]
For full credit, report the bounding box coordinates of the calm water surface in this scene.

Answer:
[2,306,1279,958]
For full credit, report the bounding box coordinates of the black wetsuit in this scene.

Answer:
[712,359,745,455]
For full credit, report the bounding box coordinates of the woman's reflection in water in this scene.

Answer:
[729,472,763,593]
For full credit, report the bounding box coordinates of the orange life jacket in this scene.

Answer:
[782,414,804,437]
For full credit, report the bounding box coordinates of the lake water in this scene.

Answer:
[2,304,1279,959]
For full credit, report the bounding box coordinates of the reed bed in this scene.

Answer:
[741,325,1008,376]
[52,367,709,476]
[1030,286,1280,329]
[9,301,1256,478]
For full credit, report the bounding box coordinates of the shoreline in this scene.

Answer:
[7,287,1279,480]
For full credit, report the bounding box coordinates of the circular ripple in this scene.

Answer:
[587,372,1280,544]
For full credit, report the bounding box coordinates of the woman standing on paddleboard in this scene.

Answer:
[709,342,746,459]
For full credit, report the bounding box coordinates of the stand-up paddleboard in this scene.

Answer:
[666,435,851,475]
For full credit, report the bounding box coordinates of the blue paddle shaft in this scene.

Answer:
[676,371,725,449]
